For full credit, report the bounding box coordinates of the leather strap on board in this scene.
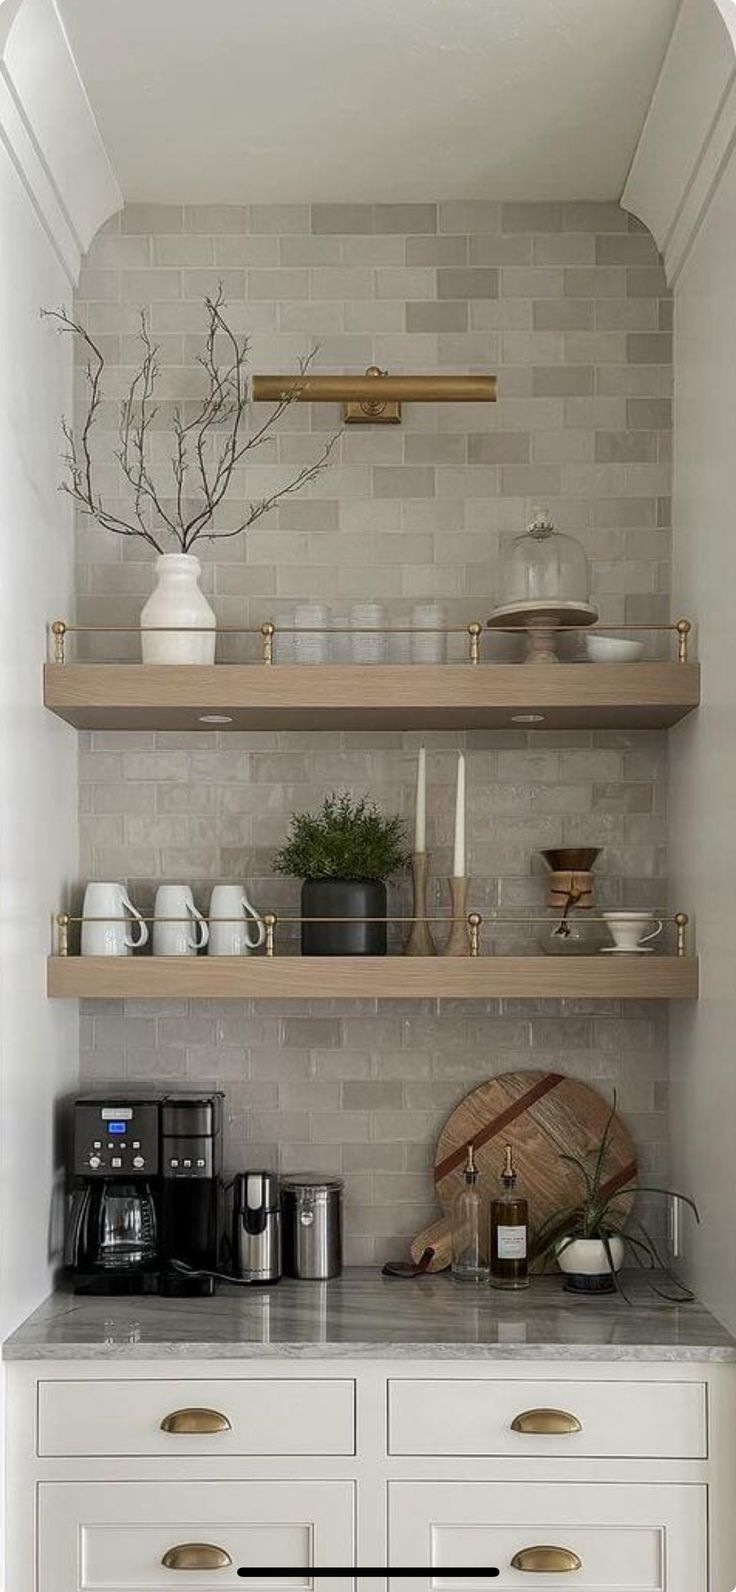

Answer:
[434,1072,564,1185]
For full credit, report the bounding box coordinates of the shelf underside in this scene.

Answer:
[44,663,700,732]
[47,956,699,1001]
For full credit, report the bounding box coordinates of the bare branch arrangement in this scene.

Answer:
[42,288,338,554]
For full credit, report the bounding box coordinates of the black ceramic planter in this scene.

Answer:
[301,878,387,956]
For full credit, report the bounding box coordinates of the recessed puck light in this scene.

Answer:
[511,713,546,724]
[198,713,233,725]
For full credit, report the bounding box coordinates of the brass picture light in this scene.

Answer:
[251,365,497,424]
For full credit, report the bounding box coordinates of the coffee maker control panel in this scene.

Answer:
[74,1100,160,1176]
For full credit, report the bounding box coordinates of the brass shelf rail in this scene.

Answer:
[54,910,692,960]
[49,618,693,667]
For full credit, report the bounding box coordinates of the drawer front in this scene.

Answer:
[38,1377,355,1457]
[388,1377,707,1459]
[389,1481,706,1591]
[38,1479,354,1591]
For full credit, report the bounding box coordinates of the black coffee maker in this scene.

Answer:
[66,1093,223,1296]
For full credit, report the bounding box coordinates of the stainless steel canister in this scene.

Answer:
[280,1174,343,1279]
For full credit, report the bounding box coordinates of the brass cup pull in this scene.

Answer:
[160,1407,232,1435]
[511,1546,582,1574]
[511,1408,582,1436]
[162,1543,232,1571]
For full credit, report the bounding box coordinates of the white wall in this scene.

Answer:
[668,145,736,1331]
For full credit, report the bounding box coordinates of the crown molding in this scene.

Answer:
[623,0,736,284]
[0,0,121,284]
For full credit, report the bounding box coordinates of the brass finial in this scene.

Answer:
[468,912,482,957]
[264,913,277,956]
[467,621,482,665]
[675,618,692,664]
[261,621,275,665]
[56,912,70,956]
[51,619,67,664]
[675,911,689,957]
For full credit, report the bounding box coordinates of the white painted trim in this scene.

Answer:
[623,0,736,283]
[0,0,120,284]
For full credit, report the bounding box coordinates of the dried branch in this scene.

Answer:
[42,290,337,554]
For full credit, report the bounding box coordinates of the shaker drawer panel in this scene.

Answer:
[38,1377,355,1457]
[388,1377,707,1458]
[389,1481,706,1592]
[38,1480,354,1591]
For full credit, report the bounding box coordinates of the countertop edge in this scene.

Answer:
[5,1341,736,1362]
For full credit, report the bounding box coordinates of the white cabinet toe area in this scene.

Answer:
[6,1359,736,1592]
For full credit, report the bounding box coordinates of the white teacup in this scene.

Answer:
[153,884,209,956]
[602,911,663,952]
[81,882,148,957]
[207,885,265,956]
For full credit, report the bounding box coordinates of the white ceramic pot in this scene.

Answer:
[140,553,216,664]
[557,1235,625,1289]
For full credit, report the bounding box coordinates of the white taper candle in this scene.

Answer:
[452,752,466,877]
[414,745,426,853]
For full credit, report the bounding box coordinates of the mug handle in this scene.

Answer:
[640,917,663,945]
[241,890,266,950]
[186,899,209,950]
[121,889,149,949]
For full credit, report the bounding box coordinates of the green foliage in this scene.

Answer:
[533,1095,700,1303]
[273,793,411,882]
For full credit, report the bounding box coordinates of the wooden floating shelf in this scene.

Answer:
[43,662,700,733]
[47,956,699,1001]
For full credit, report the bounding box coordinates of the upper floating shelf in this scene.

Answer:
[43,662,700,733]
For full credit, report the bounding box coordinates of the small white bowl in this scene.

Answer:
[557,633,644,664]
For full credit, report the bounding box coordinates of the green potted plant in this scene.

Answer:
[273,793,410,956]
[533,1100,699,1300]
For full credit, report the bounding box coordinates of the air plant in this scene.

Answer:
[41,287,338,554]
[533,1096,699,1302]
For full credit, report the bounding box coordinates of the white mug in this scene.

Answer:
[153,884,209,956]
[81,882,148,957]
[602,911,663,952]
[207,884,265,956]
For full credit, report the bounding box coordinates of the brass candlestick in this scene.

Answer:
[403,852,437,956]
[443,876,471,956]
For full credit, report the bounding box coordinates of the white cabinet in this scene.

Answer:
[6,1359,727,1592]
[389,1481,707,1591]
[38,1479,354,1591]
[388,1377,707,1459]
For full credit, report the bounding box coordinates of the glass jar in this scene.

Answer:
[496,511,592,612]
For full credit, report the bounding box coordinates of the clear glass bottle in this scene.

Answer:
[489,1144,530,1290]
[451,1145,489,1283]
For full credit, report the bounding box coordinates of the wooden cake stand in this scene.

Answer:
[487,599,599,663]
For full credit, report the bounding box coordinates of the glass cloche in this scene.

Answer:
[495,511,592,612]
[488,510,598,663]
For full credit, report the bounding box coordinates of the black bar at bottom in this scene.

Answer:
[236,1572,500,1580]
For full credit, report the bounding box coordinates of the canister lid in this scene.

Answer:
[281,1173,344,1198]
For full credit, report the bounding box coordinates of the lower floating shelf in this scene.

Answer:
[46,956,699,1001]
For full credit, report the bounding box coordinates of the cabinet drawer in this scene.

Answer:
[388,1377,707,1459]
[38,1377,355,1457]
[38,1479,354,1591]
[389,1481,706,1591]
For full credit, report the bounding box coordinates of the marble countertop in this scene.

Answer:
[4,1270,735,1361]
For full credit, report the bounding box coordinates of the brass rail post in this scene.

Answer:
[56,913,70,956]
[264,913,277,956]
[676,619,692,664]
[675,912,689,957]
[51,620,67,664]
[468,913,482,957]
[467,622,482,665]
[261,622,275,665]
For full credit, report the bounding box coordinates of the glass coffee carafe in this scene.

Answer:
[94,1181,157,1270]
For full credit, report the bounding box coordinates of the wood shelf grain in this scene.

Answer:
[46,956,699,1001]
[43,662,700,732]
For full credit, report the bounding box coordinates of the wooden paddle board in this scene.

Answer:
[410,1070,637,1273]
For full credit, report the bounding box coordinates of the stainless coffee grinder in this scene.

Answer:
[232,1171,281,1283]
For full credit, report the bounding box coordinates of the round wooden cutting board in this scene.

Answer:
[410,1070,637,1273]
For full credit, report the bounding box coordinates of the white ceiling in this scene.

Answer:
[57,0,681,203]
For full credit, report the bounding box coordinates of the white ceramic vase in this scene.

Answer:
[140,553,216,664]
[556,1234,625,1291]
